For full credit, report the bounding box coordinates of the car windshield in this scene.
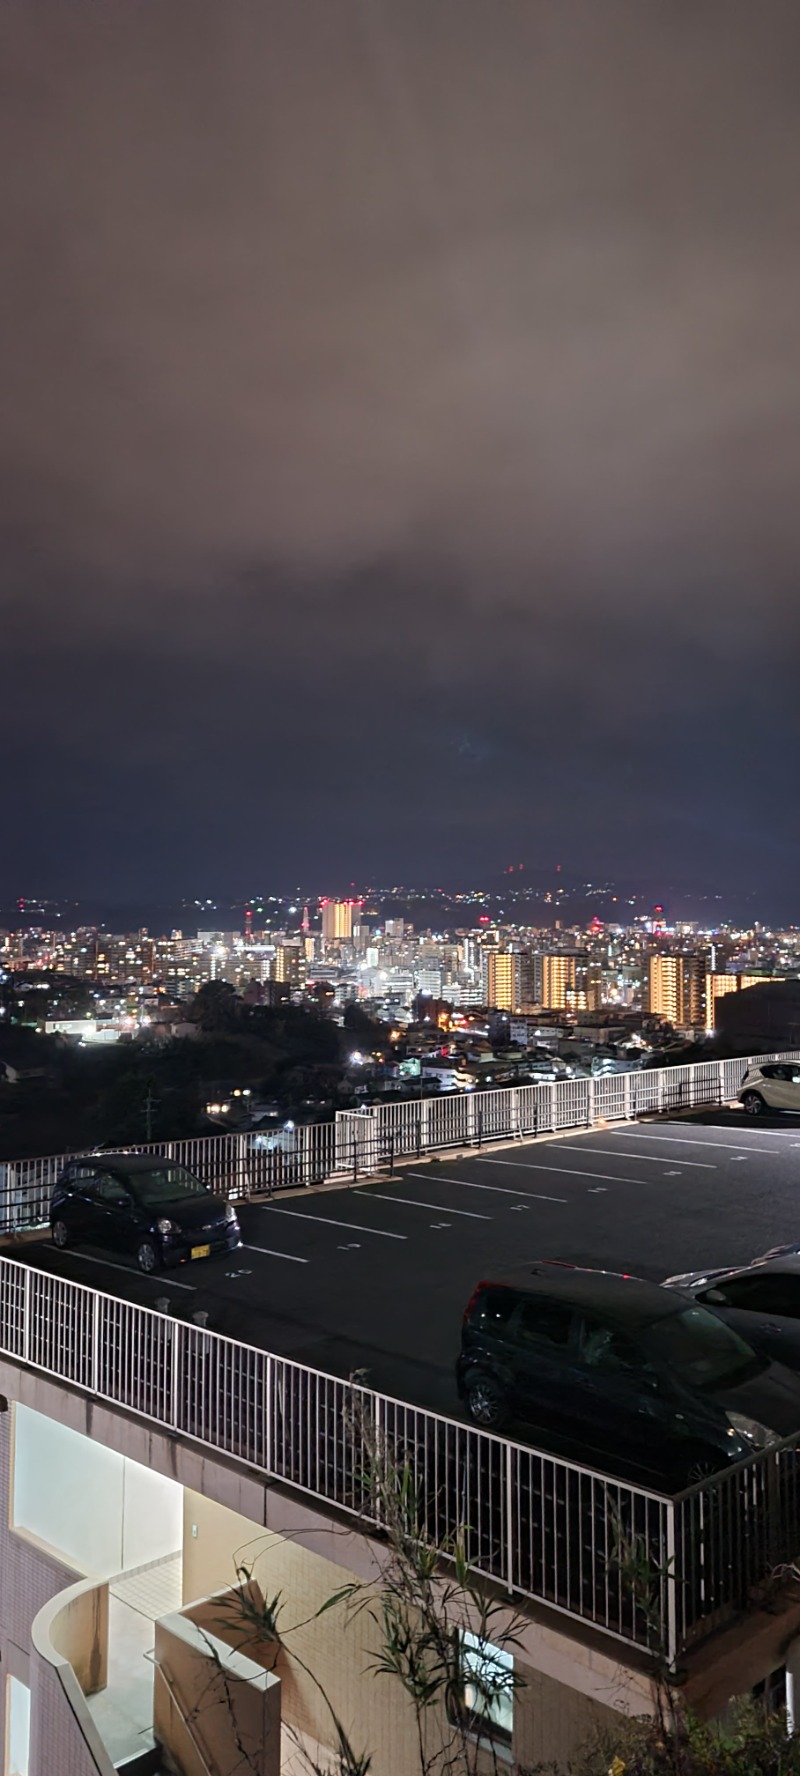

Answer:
[124,1166,209,1207]
[644,1306,766,1390]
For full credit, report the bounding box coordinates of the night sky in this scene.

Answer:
[2,3,799,904]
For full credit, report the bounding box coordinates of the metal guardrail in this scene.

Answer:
[2,1254,799,1665]
[0,1122,337,1234]
[335,1051,800,1169]
[2,1048,799,1235]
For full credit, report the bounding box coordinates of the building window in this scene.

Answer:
[6,1676,30,1776]
[452,1630,514,1750]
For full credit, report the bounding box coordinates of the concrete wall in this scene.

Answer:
[29,1585,116,1776]
[0,1403,85,1770]
[45,1582,108,1699]
[12,1403,182,1575]
[154,1592,281,1776]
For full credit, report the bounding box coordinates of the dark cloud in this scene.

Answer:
[2,2,800,903]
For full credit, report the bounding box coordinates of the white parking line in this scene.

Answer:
[569,1144,717,1170]
[243,1244,310,1265]
[356,1191,491,1221]
[470,1156,674,1188]
[731,1129,800,1138]
[56,1252,198,1290]
[617,1130,779,1155]
[409,1172,568,1203]
[265,1207,407,1241]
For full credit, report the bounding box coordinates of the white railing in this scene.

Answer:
[0,1122,337,1234]
[2,1255,799,1664]
[2,1049,799,1235]
[337,1050,800,1166]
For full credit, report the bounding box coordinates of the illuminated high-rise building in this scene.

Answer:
[321,900,353,943]
[272,942,303,986]
[540,954,578,1010]
[483,950,519,1011]
[646,954,705,1026]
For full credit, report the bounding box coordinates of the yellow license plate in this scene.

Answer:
[191,1244,211,1260]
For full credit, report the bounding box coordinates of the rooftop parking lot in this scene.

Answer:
[8,1108,800,1431]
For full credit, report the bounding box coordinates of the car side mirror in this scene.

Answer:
[704,1288,727,1305]
[114,1195,131,1211]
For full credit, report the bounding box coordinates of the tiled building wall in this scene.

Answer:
[183,1486,620,1774]
[27,1659,108,1776]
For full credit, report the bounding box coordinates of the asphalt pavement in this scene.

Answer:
[7,1107,800,1427]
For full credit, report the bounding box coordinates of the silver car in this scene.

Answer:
[664,1250,800,1372]
[739,1061,800,1116]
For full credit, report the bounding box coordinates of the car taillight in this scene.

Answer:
[463,1284,488,1323]
[463,1281,507,1324]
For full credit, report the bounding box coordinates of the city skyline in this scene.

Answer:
[3,2,800,903]
[3,864,798,935]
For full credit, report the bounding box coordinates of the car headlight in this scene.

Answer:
[224,1202,238,1223]
[726,1412,776,1452]
[156,1217,175,1235]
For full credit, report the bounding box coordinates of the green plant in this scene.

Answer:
[338,1390,525,1776]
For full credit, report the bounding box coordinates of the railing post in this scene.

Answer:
[372,1394,384,1525]
[237,1133,249,1200]
[22,1265,31,1367]
[91,1292,100,1394]
[586,1076,596,1127]
[510,1088,520,1139]
[170,1321,183,1431]
[665,1500,678,1670]
[506,1442,514,1595]
[623,1072,633,1120]
[352,1136,358,1184]
[264,1353,273,1477]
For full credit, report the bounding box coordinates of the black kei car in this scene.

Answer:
[456,1262,800,1487]
[50,1153,241,1273]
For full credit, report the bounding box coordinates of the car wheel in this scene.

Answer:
[464,1373,509,1430]
[684,1453,724,1487]
[136,1238,159,1274]
[51,1219,70,1250]
[742,1091,766,1116]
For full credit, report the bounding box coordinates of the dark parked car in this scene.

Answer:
[664,1252,800,1373]
[50,1153,241,1273]
[456,1262,800,1485]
